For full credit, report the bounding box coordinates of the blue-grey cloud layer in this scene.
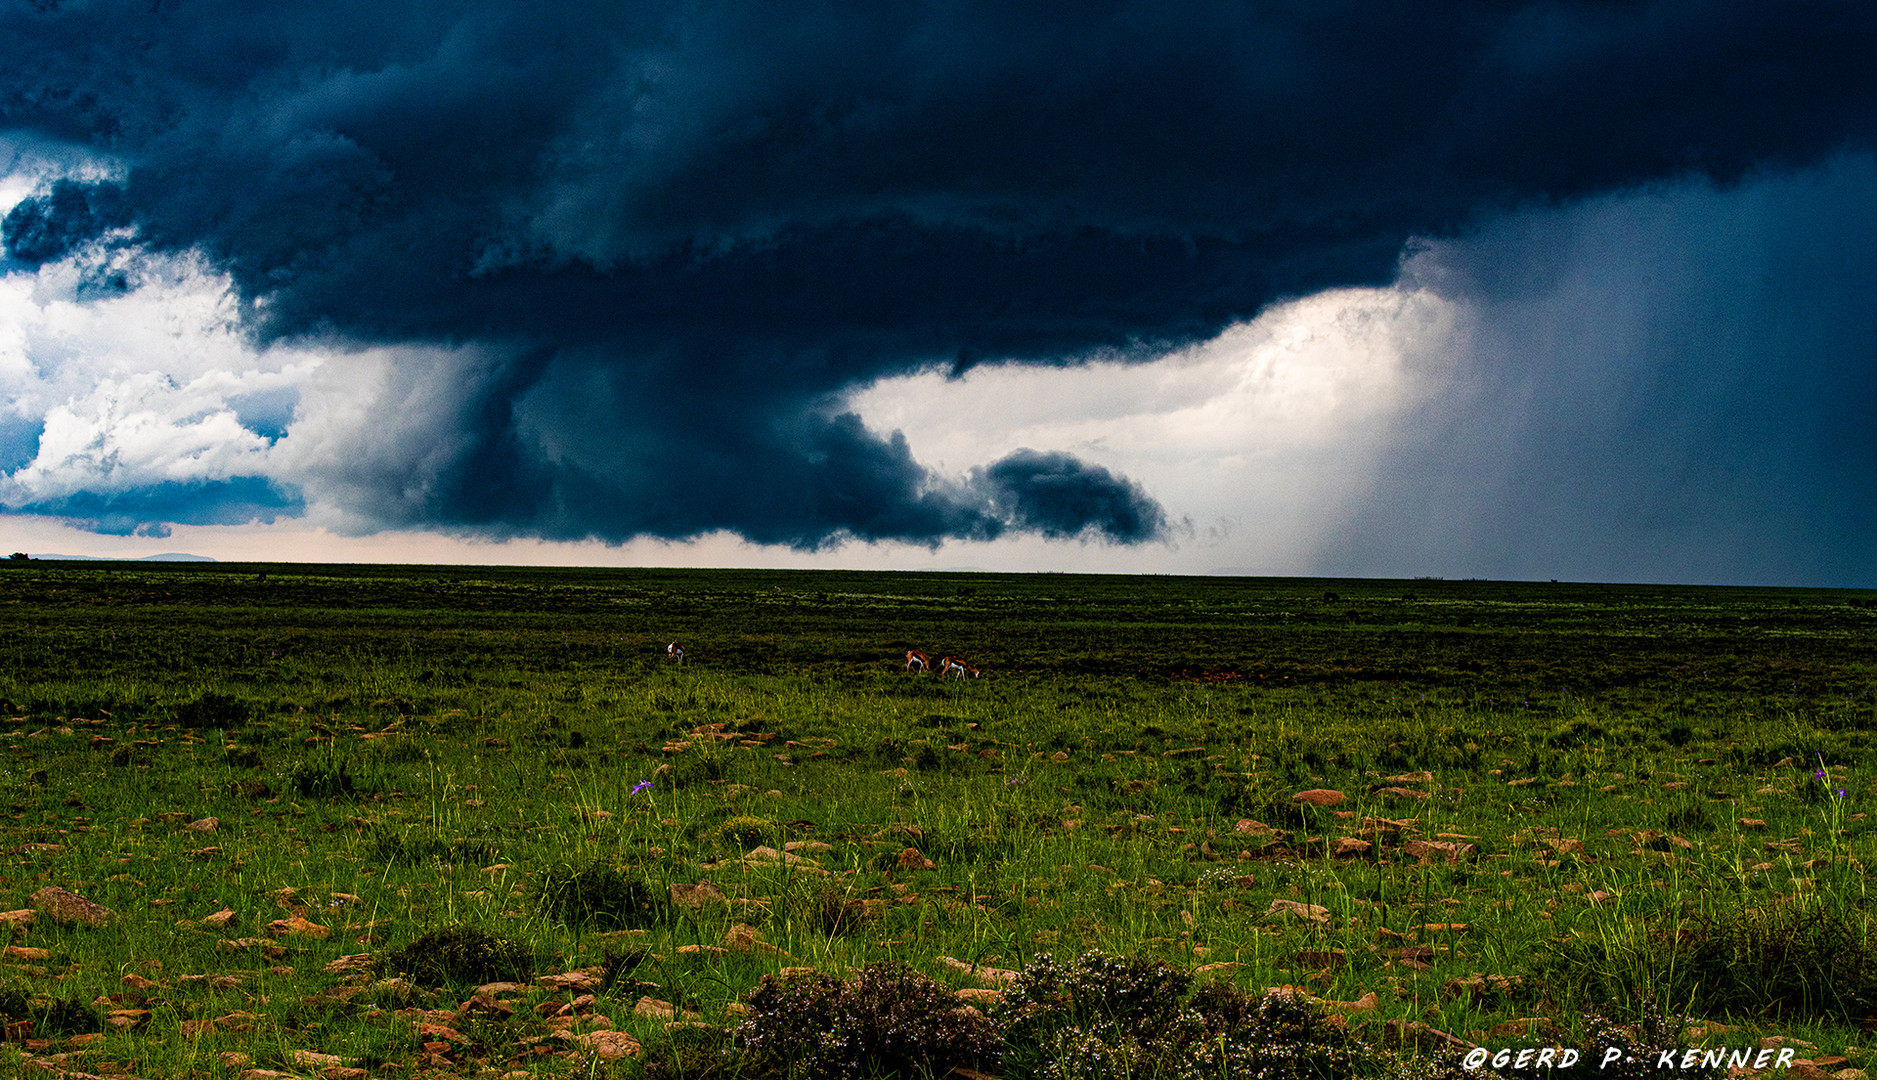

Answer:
[4,0,1876,551]
[1323,156,1877,587]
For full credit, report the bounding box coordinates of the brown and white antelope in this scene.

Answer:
[938,655,980,679]
[905,649,930,673]
[667,641,686,663]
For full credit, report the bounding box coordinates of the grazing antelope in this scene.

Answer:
[905,649,930,674]
[939,656,980,679]
[667,641,686,663]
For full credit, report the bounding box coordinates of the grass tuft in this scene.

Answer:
[379,924,533,988]
[538,859,665,929]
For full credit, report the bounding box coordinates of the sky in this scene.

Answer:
[3,1,1876,585]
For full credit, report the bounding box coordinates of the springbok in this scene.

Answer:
[905,649,930,673]
[667,642,686,663]
[939,655,980,679]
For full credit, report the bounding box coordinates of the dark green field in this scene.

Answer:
[2,561,1875,1078]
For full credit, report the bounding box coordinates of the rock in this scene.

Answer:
[266,916,330,939]
[1404,839,1477,863]
[1322,991,1381,1013]
[0,909,36,928]
[724,924,787,955]
[575,1029,642,1060]
[323,953,374,975]
[635,996,678,1021]
[669,881,726,908]
[4,945,50,960]
[31,885,111,926]
[1373,786,1431,801]
[1333,837,1373,857]
[897,848,937,871]
[1386,771,1435,784]
[938,956,1020,985]
[536,970,603,993]
[1268,898,1330,923]
[1295,949,1347,970]
[203,907,238,928]
[321,1069,370,1080]
[292,1050,344,1069]
[1292,789,1345,807]
[955,987,1003,1004]
[186,817,219,832]
[475,981,525,995]
[106,1007,153,1030]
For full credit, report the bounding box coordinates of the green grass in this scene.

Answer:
[0,561,1874,1076]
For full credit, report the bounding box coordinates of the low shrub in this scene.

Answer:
[538,860,664,929]
[737,963,1000,1079]
[379,925,533,988]
[991,952,1384,1080]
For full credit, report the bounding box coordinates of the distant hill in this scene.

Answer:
[29,552,217,562]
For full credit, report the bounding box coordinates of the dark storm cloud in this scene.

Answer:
[4,0,1875,547]
[1320,155,1877,587]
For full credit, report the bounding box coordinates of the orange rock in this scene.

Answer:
[1292,789,1346,807]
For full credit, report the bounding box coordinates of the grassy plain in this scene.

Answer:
[2,562,1876,1077]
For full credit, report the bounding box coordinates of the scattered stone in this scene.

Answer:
[186,817,219,832]
[783,840,833,854]
[897,847,937,871]
[1292,789,1345,807]
[218,1053,252,1069]
[475,981,525,996]
[30,885,111,927]
[1385,771,1435,784]
[120,972,159,990]
[1268,898,1331,923]
[291,1050,343,1070]
[0,909,36,928]
[203,907,238,928]
[955,987,1002,1004]
[938,956,1020,985]
[266,916,330,939]
[1404,839,1477,864]
[574,1029,641,1060]
[1373,786,1431,802]
[323,953,374,975]
[320,1069,370,1080]
[1739,818,1768,829]
[1322,991,1381,1013]
[1333,837,1373,857]
[724,924,788,955]
[1232,819,1274,834]
[744,846,829,874]
[106,1007,153,1030]
[633,996,700,1021]
[536,970,603,993]
[669,882,726,908]
[4,945,50,961]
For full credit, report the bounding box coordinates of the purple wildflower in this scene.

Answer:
[631,780,653,795]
